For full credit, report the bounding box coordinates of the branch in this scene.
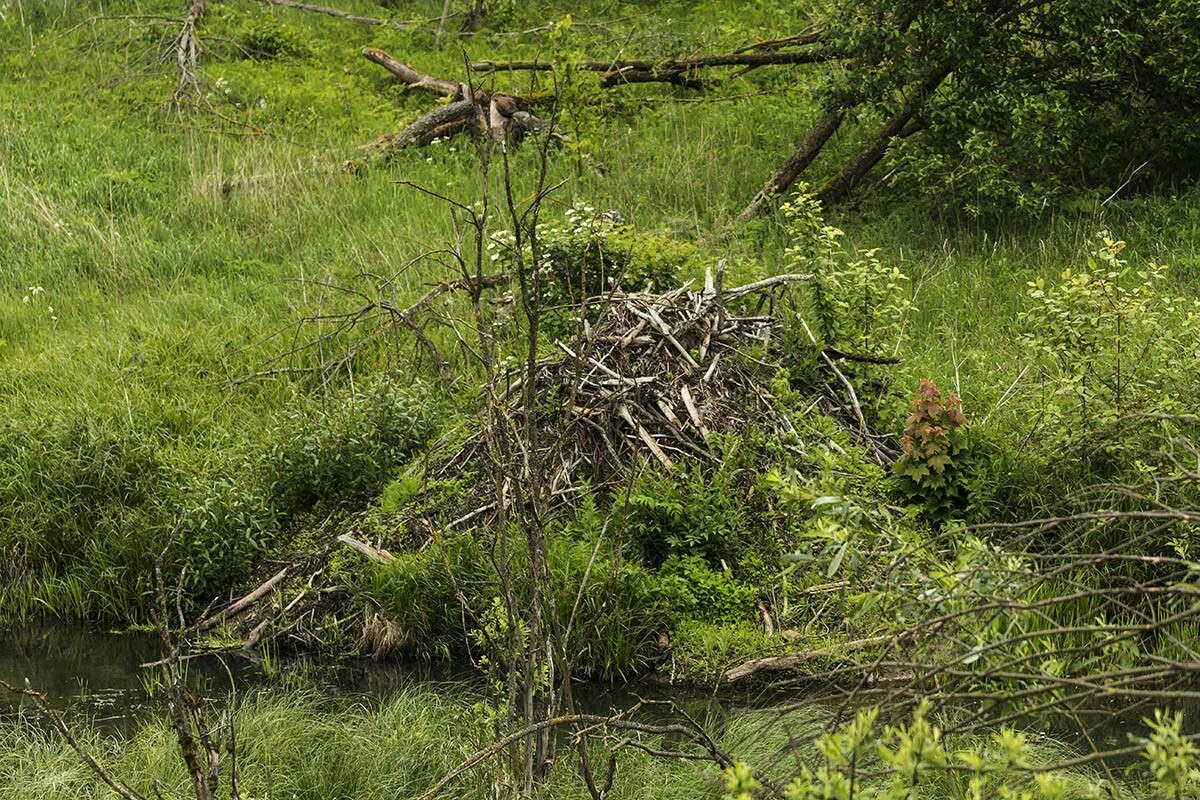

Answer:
[259,0,421,29]
[737,108,844,220]
[362,47,464,98]
[472,47,839,75]
[0,681,150,800]
[172,0,204,105]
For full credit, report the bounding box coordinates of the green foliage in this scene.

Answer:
[1141,710,1200,800]
[893,378,971,517]
[175,473,279,599]
[356,532,492,662]
[1020,233,1200,429]
[656,555,755,626]
[669,619,775,682]
[548,506,667,679]
[829,0,1200,212]
[233,17,310,61]
[266,378,436,522]
[0,415,175,620]
[493,203,700,337]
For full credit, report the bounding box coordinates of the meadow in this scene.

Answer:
[3,1,1200,798]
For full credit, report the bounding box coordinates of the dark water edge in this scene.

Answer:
[1,621,1175,774]
[0,622,731,735]
[0,622,470,732]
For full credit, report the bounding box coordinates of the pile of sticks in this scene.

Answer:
[541,268,813,473]
[427,264,895,530]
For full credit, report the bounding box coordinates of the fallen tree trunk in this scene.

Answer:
[815,116,923,205]
[721,634,893,684]
[362,47,465,98]
[472,46,841,89]
[737,109,844,220]
[260,0,421,29]
[472,48,839,75]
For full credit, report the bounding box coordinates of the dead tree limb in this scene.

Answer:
[362,47,465,98]
[259,0,420,28]
[199,565,290,631]
[173,0,204,105]
[471,46,841,89]
[364,99,475,155]
[737,109,844,220]
[472,48,838,75]
[815,115,924,205]
[741,64,952,215]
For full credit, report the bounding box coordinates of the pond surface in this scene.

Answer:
[0,622,470,732]
[0,623,719,734]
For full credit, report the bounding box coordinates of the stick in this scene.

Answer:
[173,0,204,104]
[618,404,674,469]
[337,533,396,562]
[200,565,291,631]
[679,385,709,437]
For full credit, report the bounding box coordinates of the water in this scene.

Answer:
[0,623,249,729]
[0,623,721,734]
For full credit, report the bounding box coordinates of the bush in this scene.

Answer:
[175,472,280,599]
[492,204,702,337]
[893,379,971,518]
[0,415,176,618]
[656,554,756,626]
[234,18,309,61]
[266,378,437,522]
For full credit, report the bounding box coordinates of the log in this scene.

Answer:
[721,634,892,684]
[368,99,475,154]
[737,109,844,220]
[471,48,840,76]
[362,47,464,98]
[199,565,290,631]
[338,533,396,562]
[261,0,414,28]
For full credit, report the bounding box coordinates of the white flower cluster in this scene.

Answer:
[21,285,57,322]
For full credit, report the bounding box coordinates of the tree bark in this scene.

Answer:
[260,0,403,27]
[815,115,922,205]
[370,100,476,153]
[737,109,844,220]
[362,47,464,98]
[814,65,951,205]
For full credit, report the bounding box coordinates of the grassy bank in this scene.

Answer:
[0,686,1178,800]
[2,0,1200,718]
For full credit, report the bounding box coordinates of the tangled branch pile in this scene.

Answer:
[426,265,896,531]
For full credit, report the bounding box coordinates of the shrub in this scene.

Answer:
[656,554,756,626]
[1020,233,1200,430]
[893,379,971,518]
[175,472,280,599]
[266,378,436,522]
[492,204,701,337]
[234,18,309,61]
[782,191,914,360]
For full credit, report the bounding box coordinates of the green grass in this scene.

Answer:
[2,0,1199,621]
[0,686,1165,800]
[0,687,735,800]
